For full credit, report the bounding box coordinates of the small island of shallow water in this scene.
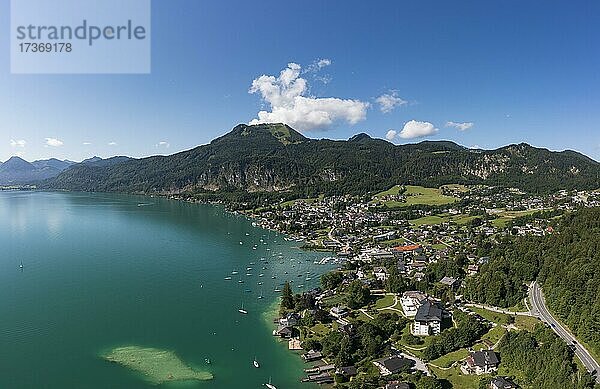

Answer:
[102,346,213,385]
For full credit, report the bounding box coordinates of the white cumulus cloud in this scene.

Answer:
[108,141,117,146]
[249,62,368,132]
[45,138,63,147]
[376,92,407,113]
[399,120,438,139]
[10,139,26,148]
[385,130,397,141]
[156,141,170,148]
[82,142,92,145]
[446,121,474,131]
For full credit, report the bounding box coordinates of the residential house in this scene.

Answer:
[335,366,357,378]
[279,312,300,326]
[439,276,460,289]
[400,291,428,318]
[413,301,443,336]
[373,355,414,376]
[273,325,294,338]
[490,377,518,389]
[461,350,499,375]
[329,306,349,319]
[467,264,479,276]
[302,350,323,362]
[373,266,389,281]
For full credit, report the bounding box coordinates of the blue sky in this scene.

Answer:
[1,0,599,162]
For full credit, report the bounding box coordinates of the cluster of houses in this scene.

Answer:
[249,186,600,388]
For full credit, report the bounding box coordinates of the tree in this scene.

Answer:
[321,271,344,290]
[334,335,352,367]
[281,282,294,310]
[346,280,371,309]
[302,338,322,352]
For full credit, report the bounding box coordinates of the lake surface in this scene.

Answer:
[0,191,333,388]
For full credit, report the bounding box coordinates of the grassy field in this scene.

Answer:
[429,348,469,368]
[374,185,458,208]
[481,326,507,345]
[410,215,446,226]
[491,217,511,228]
[469,307,541,332]
[469,307,513,326]
[409,213,476,227]
[374,295,395,309]
[430,365,484,388]
[321,293,346,308]
[514,315,541,331]
[102,346,213,384]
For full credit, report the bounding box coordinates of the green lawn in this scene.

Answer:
[356,311,374,322]
[491,209,548,229]
[374,185,458,208]
[481,326,507,345]
[374,295,395,309]
[491,217,511,229]
[450,214,477,225]
[429,348,469,368]
[514,315,541,331]
[321,293,346,308]
[469,307,513,326]
[430,365,484,389]
[309,323,331,336]
[409,213,476,227]
[431,243,448,250]
[410,215,447,226]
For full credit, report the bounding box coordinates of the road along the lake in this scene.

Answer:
[529,281,600,382]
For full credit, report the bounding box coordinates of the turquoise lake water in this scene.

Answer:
[0,191,333,388]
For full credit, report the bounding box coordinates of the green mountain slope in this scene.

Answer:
[45,123,600,196]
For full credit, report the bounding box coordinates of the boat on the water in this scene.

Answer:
[253,358,260,368]
[238,303,248,314]
[264,377,276,389]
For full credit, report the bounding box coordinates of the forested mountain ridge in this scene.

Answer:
[464,207,600,357]
[45,123,600,196]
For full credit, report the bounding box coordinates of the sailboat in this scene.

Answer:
[253,357,260,368]
[264,377,276,389]
[238,302,248,315]
[19,261,23,269]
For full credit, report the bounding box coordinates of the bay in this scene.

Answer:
[0,191,333,388]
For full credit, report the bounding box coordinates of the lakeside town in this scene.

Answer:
[243,185,600,388]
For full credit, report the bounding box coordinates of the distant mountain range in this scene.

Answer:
[39,124,600,199]
[0,156,131,186]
